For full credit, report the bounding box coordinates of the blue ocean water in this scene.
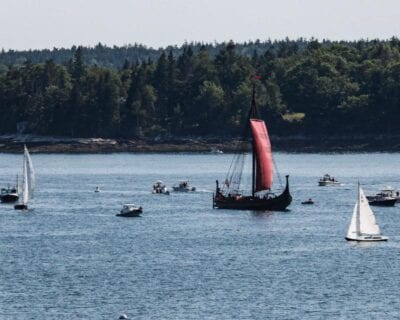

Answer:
[1,152,400,319]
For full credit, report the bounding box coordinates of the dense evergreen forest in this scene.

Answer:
[1,38,400,139]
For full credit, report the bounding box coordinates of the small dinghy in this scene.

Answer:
[345,183,388,242]
[116,204,142,217]
[301,198,314,205]
[94,186,101,193]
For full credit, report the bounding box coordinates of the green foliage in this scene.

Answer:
[2,39,400,138]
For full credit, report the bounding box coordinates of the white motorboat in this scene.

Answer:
[172,180,196,192]
[345,183,388,242]
[318,174,340,186]
[94,186,101,192]
[116,204,142,217]
[152,180,170,195]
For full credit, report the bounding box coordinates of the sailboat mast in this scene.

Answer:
[23,147,26,204]
[252,141,256,196]
[356,182,361,235]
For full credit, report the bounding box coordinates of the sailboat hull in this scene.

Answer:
[345,235,388,242]
[14,204,28,210]
[213,178,292,211]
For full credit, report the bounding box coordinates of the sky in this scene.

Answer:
[1,0,400,50]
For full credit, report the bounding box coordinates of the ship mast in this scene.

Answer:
[251,83,258,196]
[356,182,361,235]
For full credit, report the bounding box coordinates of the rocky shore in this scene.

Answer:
[1,134,400,153]
[0,134,238,153]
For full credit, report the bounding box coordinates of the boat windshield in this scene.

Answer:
[123,204,136,209]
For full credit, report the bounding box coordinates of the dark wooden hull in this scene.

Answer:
[213,176,292,211]
[1,194,19,203]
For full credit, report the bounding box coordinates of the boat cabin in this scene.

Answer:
[122,204,140,211]
[380,187,399,198]
[320,174,337,182]
[1,185,17,194]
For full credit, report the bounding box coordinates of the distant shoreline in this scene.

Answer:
[1,134,400,153]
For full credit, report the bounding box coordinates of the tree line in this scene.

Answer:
[1,38,400,138]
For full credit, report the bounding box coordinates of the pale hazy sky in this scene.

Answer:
[1,0,400,50]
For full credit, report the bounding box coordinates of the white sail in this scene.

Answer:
[346,203,358,238]
[359,187,381,235]
[24,145,35,199]
[22,156,29,204]
[19,145,34,205]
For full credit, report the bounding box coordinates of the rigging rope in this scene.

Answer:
[272,154,283,189]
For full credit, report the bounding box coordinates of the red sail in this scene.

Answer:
[250,119,273,191]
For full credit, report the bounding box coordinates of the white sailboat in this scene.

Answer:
[345,183,388,241]
[14,145,35,210]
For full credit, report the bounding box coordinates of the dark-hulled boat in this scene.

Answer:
[116,204,142,217]
[213,83,292,211]
[1,185,19,203]
[366,193,396,206]
[301,198,314,205]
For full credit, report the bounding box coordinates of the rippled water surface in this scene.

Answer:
[1,152,400,319]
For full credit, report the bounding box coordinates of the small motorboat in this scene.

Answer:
[318,174,340,186]
[301,198,314,205]
[94,186,101,192]
[1,185,19,203]
[152,180,170,195]
[366,191,396,206]
[116,204,142,217]
[172,180,196,192]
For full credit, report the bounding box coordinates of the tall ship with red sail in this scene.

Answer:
[213,84,292,211]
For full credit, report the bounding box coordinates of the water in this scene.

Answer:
[1,152,400,319]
